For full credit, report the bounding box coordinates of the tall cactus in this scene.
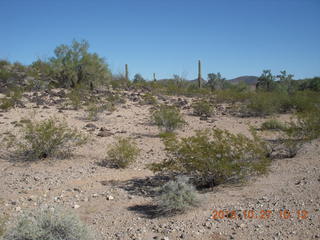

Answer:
[198,60,202,88]
[125,64,129,81]
[153,73,156,81]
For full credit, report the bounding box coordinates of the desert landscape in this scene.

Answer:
[0,69,319,240]
[1,1,320,239]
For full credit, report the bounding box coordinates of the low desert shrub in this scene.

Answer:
[85,103,103,121]
[192,99,213,117]
[0,87,23,111]
[140,93,158,105]
[149,128,269,187]
[16,118,87,160]
[152,105,186,132]
[245,92,281,116]
[67,88,83,110]
[156,176,199,215]
[3,207,96,240]
[106,93,126,105]
[261,118,288,131]
[106,137,140,168]
[285,108,320,141]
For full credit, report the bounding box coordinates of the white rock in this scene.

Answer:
[107,195,114,200]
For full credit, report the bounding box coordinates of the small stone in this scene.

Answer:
[107,195,114,200]
[73,204,80,209]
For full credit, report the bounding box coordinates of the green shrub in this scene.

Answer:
[67,88,85,110]
[286,109,320,141]
[106,93,126,105]
[50,39,111,88]
[3,207,96,240]
[192,99,213,117]
[0,87,23,111]
[245,92,281,116]
[149,128,269,187]
[85,103,101,121]
[261,118,288,131]
[214,89,253,104]
[140,93,158,105]
[106,137,140,168]
[16,118,87,160]
[152,105,186,132]
[156,176,199,215]
[0,214,7,238]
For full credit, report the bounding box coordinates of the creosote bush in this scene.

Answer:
[106,137,140,168]
[0,87,23,111]
[140,93,158,105]
[152,105,186,132]
[3,207,96,240]
[16,118,87,160]
[192,99,213,117]
[149,128,269,187]
[156,176,199,215]
[261,118,288,131]
[285,108,320,141]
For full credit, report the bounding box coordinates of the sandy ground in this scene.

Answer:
[0,90,319,240]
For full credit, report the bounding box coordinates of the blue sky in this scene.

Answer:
[1,0,319,80]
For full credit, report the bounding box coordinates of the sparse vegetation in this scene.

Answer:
[286,108,320,141]
[16,118,87,160]
[152,105,186,132]
[261,118,288,131]
[3,207,96,240]
[156,176,199,215]
[0,86,23,111]
[140,93,158,105]
[150,128,269,187]
[106,137,140,168]
[192,99,213,117]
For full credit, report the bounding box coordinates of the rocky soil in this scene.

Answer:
[0,89,319,240]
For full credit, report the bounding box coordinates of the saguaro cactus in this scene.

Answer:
[198,60,202,88]
[125,64,129,81]
[153,73,156,81]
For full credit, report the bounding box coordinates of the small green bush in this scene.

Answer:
[0,87,23,111]
[192,99,213,117]
[152,105,186,132]
[67,88,84,110]
[17,118,87,160]
[85,103,101,121]
[140,93,158,105]
[286,109,320,141]
[261,118,288,131]
[156,176,199,215]
[150,128,269,187]
[245,92,281,116]
[106,137,140,168]
[3,207,96,240]
[106,93,126,105]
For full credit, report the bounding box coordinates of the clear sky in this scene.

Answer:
[1,0,319,80]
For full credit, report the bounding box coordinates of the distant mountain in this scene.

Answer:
[228,76,258,86]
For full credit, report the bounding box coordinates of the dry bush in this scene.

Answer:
[3,207,96,240]
[156,176,199,215]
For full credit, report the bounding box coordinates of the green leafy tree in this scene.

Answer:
[207,72,226,91]
[256,70,276,91]
[50,39,111,88]
[277,70,295,94]
[133,73,146,84]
